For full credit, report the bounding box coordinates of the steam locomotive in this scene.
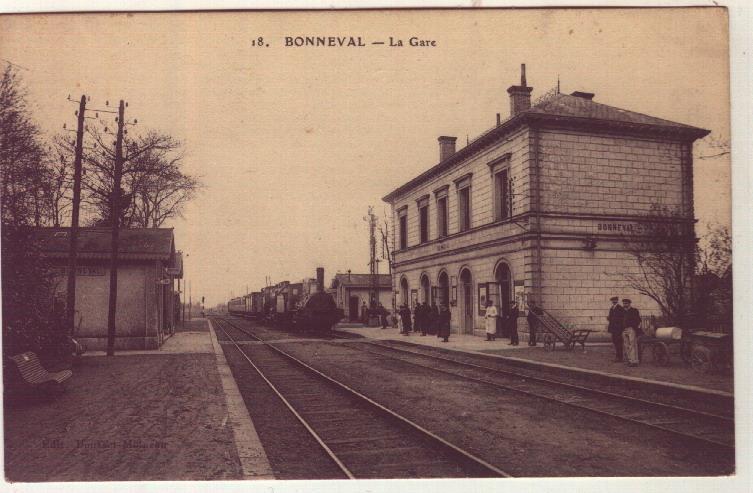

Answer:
[228,268,342,333]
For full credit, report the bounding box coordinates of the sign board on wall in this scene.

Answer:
[477,283,488,315]
[53,266,105,277]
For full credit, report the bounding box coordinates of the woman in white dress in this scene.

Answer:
[485,300,498,341]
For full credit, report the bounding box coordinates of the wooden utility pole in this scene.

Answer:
[65,95,86,337]
[106,100,125,356]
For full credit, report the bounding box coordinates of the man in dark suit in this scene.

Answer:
[607,296,625,362]
[507,301,520,346]
[526,300,542,346]
[621,298,642,367]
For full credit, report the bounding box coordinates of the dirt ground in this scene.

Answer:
[275,340,734,477]
[4,353,242,482]
[477,344,734,394]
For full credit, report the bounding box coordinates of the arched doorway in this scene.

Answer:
[459,268,473,334]
[437,271,449,307]
[494,262,513,312]
[400,277,409,307]
[420,274,431,305]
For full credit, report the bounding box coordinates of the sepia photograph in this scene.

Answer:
[0,3,747,490]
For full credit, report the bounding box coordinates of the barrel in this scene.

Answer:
[654,326,683,340]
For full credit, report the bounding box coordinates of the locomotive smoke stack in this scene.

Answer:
[316,267,325,293]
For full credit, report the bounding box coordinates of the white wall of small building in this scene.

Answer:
[52,260,170,350]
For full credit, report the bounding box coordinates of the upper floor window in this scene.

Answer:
[454,173,473,232]
[398,206,408,249]
[434,185,449,238]
[417,195,430,244]
[495,168,510,220]
[489,153,512,222]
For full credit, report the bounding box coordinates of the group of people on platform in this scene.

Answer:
[607,297,643,367]
[396,302,452,342]
[367,296,644,365]
[484,299,542,345]
[393,298,545,346]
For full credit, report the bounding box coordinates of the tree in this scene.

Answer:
[620,204,696,325]
[54,122,200,228]
[0,64,49,226]
[695,223,732,331]
[0,64,67,359]
[696,133,730,161]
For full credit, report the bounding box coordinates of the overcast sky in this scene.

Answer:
[0,8,730,306]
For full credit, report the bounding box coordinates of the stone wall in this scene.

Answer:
[538,129,685,215]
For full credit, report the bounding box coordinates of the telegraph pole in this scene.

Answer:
[364,206,378,309]
[106,100,126,356]
[65,95,86,337]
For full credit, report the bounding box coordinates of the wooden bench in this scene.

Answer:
[9,352,72,390]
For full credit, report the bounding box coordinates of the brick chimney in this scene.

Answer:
[438,136,457,162]
[507,64,533,117]
[316,267,325,293]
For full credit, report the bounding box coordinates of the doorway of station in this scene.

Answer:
[460,268,473,334]
[400,277,409,308]
[494,262,513,312]
[349,296,360,322]
[436,271,449,307]
[420,274,431,305]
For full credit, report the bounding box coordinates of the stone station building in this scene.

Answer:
[382,66,709,337]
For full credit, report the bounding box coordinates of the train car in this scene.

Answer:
[227,296,245,316]
[249,291,264,318]
[230,268,341,332]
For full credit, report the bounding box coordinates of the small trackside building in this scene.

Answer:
[332,273,393,322]
[34,227,181,350]
[382,65,709,338]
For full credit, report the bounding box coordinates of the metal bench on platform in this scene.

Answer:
[9,352,72,392]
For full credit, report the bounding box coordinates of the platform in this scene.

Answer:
[334,324,734,397]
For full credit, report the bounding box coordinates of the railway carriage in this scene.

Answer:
[227,268,342,332]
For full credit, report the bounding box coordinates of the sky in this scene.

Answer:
[0,8,730,307]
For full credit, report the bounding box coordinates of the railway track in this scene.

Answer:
[212,316,511,479]
[337,339,735,452]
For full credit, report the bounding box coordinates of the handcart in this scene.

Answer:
[684,330,732,374]
[532,309,592,351]
[638,326,685,366]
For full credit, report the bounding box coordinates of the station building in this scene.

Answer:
[34,227,181,350]
[382,66,709,337]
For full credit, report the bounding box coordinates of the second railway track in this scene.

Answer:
[334,339,735,451]
[212,316,511,479]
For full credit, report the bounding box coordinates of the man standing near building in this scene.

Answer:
[413,302,422,335]
[507,300,520,346]
[437,303,451,342]
[621,299,642,367]
[400,304,412,335]
[417,302,428,336]
[527,300,542,346]
[607,296,625,362]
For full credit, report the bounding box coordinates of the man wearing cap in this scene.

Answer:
[607,296,625,362]
[621,298,642,367]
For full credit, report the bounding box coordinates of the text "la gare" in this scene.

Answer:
[390,37,437,47]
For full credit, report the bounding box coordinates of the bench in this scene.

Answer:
[9,352,72,391]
